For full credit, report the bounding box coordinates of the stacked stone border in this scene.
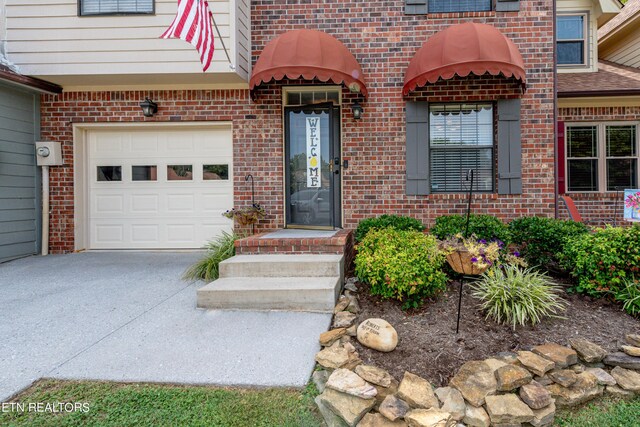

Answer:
[313,279,640,427]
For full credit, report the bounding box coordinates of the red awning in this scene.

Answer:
[250,29,368,97]
[403,23,526,96]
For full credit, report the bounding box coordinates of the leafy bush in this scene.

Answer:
[430,214,510,244]
[355,214,425,243]
[471,265,566,329]
[183,231,239,282]
[613,278,640,317]
[561,225,640,297]
[354,228,447,309]
[509,217,589,269]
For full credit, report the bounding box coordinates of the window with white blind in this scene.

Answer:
[427,0,491,13]
[566,123,638,192]
[429,103,494,193]
[79,0,154,16]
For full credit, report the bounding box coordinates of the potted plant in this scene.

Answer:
[222,203,266,226]
[439,234,501,276]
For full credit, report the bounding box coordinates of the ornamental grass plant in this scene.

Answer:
[471,265,566,329]
[182,231,239,282]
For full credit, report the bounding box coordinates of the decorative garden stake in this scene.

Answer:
[246,174,256,234]
[445,169,484,334]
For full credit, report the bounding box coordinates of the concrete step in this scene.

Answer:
[196,276,341,312]
[219,254,344,279]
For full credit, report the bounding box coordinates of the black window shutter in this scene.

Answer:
[497,99,522,195]
[406,101,430,195]
[496,0,520,12]
[405,0,427,15]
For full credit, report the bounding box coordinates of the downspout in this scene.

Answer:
[553,0,559,219]
[41,165,49,256]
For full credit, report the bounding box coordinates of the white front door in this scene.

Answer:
[86,126,233,249]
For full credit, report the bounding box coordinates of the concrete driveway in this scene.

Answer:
[0,252,331,401]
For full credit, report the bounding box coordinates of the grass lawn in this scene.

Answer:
[0,379,322,427]
[555,396,640,427]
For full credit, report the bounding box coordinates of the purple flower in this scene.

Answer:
[479,239,487,244]
[497,240,505,248]
[513,251,520,257]
[471,257,478,263]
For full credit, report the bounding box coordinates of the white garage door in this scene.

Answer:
[87,126,233,249]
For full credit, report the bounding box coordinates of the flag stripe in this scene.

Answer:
[160,0,215,72]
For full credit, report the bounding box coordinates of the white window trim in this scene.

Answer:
[557,12,590,69]
[565,121,640,193]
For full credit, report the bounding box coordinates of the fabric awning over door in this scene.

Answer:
[250,29,368,97]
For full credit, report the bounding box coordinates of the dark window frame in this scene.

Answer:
[426,0,492,13]
[428,102,496,194]
[78,0,155,17]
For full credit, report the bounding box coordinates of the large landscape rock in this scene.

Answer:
[519,380,553,410]
[626,334,640,347]
[373,377,400,408]
[357,318,398,352]
[483,358,508,373]
[335,311,357,328]
[463,405,490,427]
[405,408,455,427]
[569,338,607,363]
[321,328,348,347]
[585,368,616,386]
[357,412,407,427]
[603,352,640,370]
[319,388,376,427]
[449,361,497,407]
[621,345,640,357]
[545,371,602,407]
[610,366,640,392]
[334,295,350,313]
[326,368,378,399]
[379,395,410,421]
[532,343,578,369]
[316,344,351,369]
[517,351,555,376]
[356,365,393,388]
[484,394,535,424]
[530,401,556,427]
[397,372,439,409]
[495,364,532,391]
[549,369,578,387]
[315,395,349,427]
[434,387,465,421]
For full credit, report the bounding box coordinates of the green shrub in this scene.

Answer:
[430,214,510,244]
[183,231,239,282]
[509,217,589,269]
[354,214,425,243]
[613,278,640,317]
[471,265,566,329]
[354,228,447,309]
[561,225,640,297]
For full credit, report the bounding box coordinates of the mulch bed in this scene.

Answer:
[351,278,640,388]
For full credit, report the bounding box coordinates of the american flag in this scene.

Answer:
[160,0,215,72]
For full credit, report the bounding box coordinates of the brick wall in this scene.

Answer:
[41,0,556,253]
[558,106,640,225]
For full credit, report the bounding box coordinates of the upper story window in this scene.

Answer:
[557,14,587,66]
[427,0,491,13]
[79,0,154,16]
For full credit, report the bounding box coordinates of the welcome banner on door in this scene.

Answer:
[306,117,321,188]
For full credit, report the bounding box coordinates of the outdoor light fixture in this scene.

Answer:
[140,98,158,117]
[351,101,363,120]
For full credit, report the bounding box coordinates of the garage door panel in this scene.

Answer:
[87,126,233,249]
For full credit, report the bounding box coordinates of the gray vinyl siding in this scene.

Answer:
[0,82,40,263]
